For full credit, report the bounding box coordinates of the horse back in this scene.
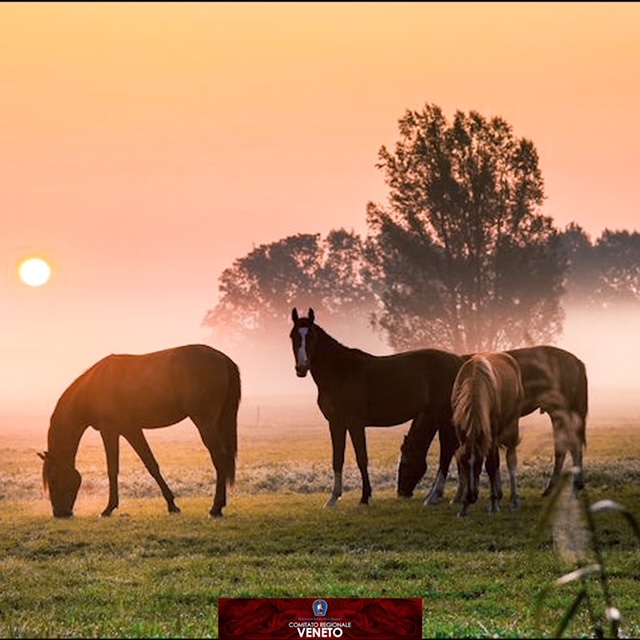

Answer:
[487,352,524,424]
[326,348,462,426]
[453,352,523,451]
[56,344,239,428]
[507,346,588,420]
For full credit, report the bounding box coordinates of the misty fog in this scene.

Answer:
[1,304,638,449]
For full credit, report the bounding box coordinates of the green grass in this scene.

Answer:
[1,405,639,638]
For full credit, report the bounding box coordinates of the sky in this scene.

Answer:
[1,2,639,419]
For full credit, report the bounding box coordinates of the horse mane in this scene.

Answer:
[452,356,498,458]
[310,323,367,367]
[52,357,106,412]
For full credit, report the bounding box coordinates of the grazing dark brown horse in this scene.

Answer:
[397,345,588,501]
[452,352,524,517]
[289,307,463,507]
[39,344,240,518]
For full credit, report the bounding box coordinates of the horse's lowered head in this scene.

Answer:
[290,307,317,378]
[454,433,484,507]
[38,451,81,518]
[397,433,428,498]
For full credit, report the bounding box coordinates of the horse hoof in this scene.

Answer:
[209,512,223,519]
[423,494,442,506]
[325,496,340,507]
[169,505,181,514]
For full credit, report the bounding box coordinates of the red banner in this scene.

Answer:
[218,597,423,639]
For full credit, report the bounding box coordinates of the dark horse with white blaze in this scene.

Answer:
[452,352,524,517]
[39,344,240,518]
[289,307,463,507]
[397,345,588,501]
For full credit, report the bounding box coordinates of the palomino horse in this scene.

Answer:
[452,352,524,517]
[289,307,463,507]
[39,344,241,518]
[397,345,588,501]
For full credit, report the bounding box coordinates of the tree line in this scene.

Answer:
[204,103,640,354]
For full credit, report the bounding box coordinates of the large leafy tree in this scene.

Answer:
[596,230,640,305]
[366,103,566,353]
[561,224,640,308]
[203,229,377,350]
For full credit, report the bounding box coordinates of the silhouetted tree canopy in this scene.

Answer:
[203,230,377,349]
[203,103,638,358]
[366,103,566,353]
[560,224,640,308]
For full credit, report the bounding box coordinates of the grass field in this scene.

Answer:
[0,393,639,638]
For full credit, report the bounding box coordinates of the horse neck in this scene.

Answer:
[48,395,89,464]
[310,326,354,381]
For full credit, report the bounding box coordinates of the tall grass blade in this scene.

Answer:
[590,499,640,541]
[555,589,587,639]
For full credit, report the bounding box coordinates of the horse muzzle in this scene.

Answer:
[295,366,308,378]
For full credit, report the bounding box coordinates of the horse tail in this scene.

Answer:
[219,357,241,488]
[40,454,50,496]
[452,357,496,458]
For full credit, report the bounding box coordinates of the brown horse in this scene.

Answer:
[39,344,241,518]
[397,345,588,501]
[507,346,587,495]
[452,352,524,517]
[290,307,463,507]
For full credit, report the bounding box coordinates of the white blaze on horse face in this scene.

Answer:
[296,327,310,370]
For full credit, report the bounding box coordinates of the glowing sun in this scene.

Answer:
[18,257,52,287]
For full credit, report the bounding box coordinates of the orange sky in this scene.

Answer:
[1,2,639,416]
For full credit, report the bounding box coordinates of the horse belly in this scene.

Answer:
[106,391,189,428]
[87,367,189,428]
[360,370,431,425]
[364,391,426,427]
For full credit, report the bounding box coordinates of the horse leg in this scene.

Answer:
[506,443,520,510]
[421,416,448,506]
[542,409,571,497]
[452,465,467,505]
[99,429,120,517]
[348,424,371,505]
[485,447,502,514]
[122,429,180,514]
[438,420,464,504]
[192,416,228,518]
[548,409,586,496]
[542,449,566,497]
[569,410,586,495]
[327,421,347,507]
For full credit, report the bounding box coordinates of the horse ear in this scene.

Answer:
[308,308,315,323]
[292,308,299,323]
[37,451,47,461]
